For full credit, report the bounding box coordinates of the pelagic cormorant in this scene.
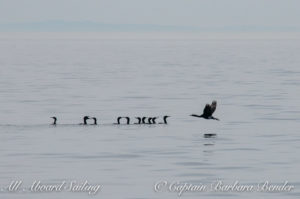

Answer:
[141,117,147,124]
[134,117,142,124]
[159,116,170,124]
[190,100,219,120]
[114,117,130,124]
[147,117,158,124]
[50,117,57,125]
[80,116,90,125]
[151,117,158,124]
[91,117,97,125]
[125,117,130,125]
[114,117,122,124]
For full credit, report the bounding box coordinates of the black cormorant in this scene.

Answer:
[190,100,219,120]
[142,117,147,124]
[50,117,57,125]
[115,116,130,124]
[125,117,130,125]
[159,116,170,124]
[147,117,158,124]
[134,117,142,124]
[151,117,158,124]
[80,116,90,125]
[91,117,97,125]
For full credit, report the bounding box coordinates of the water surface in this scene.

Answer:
[0,34,299,198]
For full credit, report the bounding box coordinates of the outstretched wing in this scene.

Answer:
[203,104,212,117]
[210,101,217,115]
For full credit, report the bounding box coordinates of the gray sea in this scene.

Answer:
[0,33,300,199]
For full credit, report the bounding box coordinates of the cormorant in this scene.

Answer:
[114,117,129,124]
[151,117,158,124]
[142,117,147,124]
[114,117,122,124]
[190,100,219,120]
[147,117,158,124]
[159,116,170,124]
[125,117,130,125]
[91,117,97,125]
[50,116,57,125]
[134,117,142,124]
[80,116,90,125]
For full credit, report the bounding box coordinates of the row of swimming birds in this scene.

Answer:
[50,116,170,125]
[50,101,219,125]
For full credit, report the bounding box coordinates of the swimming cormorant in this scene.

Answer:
[151,117,158,124]
[114,117,130,124]
[134,117,142,124]
[91,117,97,125]
[114,117,122,124]
[125,117,130,124]
[50,117,57,125]
[159,116,170,124]
[147,117,158,124]
[190,100,219,120]
[142,117,147,124]
[80,116,90,125]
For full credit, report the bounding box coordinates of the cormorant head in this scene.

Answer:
[83,116,90,120]
[212,101,217,106]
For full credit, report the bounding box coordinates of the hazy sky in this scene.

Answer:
[0,0,299,30]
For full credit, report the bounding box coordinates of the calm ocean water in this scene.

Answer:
[0,33,300,198]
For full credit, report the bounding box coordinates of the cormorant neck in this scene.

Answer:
[135,117,141,124]
[163,117,169,124]
[84,119,88,125]
[152,118,157,124]
[117,117,122,124]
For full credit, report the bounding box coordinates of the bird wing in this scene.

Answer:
[210,101,217,115]
[203,104,212,116]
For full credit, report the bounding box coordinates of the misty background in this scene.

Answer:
[0,0,300,32]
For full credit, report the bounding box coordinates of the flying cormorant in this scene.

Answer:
[190,100,219,120]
